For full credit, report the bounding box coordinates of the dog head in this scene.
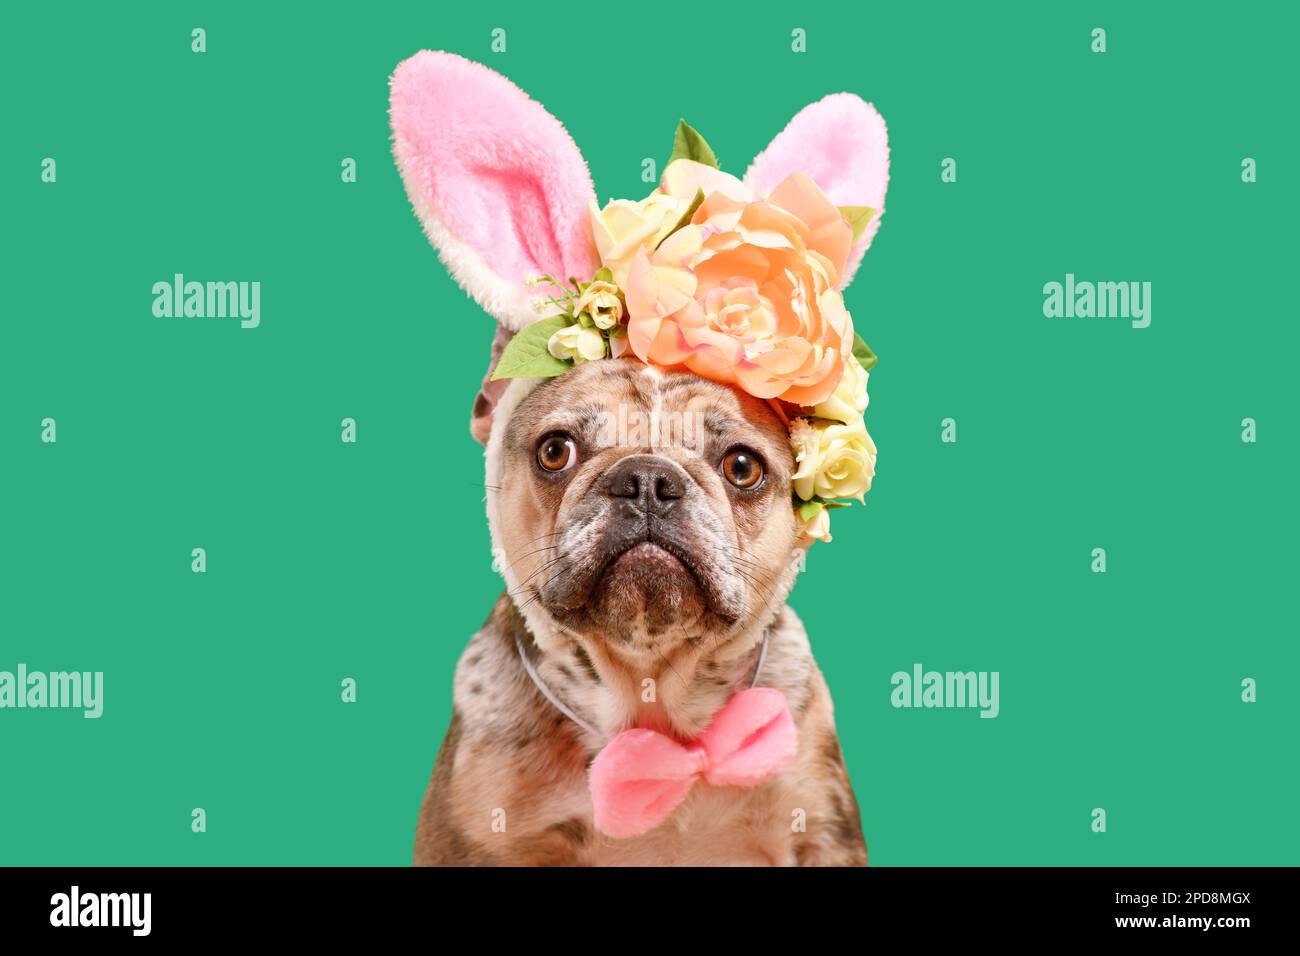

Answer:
[390,51,889,657]
[490,359,799,653]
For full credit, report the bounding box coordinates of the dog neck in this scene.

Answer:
[500,593,777,742]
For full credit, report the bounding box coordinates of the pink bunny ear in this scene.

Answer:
[743,93,889,290]
[390,51,599,331]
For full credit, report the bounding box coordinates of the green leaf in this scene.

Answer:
[798,499,825,522]
[668,120,719,169]
[593,266,614,284]
[490,315,573,380]
[852,333,877,371]
[822,500,853,510]
[655,187,705,249]
[838,205,876,244]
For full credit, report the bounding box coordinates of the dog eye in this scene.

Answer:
[537,433,578,472]
[721,448,763,489]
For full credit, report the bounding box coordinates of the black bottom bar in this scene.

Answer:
[0,866,1285,942]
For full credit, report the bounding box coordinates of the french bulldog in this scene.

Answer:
[389,51,888,866]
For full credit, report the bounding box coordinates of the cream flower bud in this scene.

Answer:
[609,330,631,358]
[574,281,625,330]
[801,506,832,543]
[547,323,607,364]
[789,418,823,503]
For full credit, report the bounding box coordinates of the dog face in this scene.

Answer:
[494,359,800,655]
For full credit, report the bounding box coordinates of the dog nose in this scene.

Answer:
[604,455,685,513]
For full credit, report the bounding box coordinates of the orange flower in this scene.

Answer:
[622,162,855,407]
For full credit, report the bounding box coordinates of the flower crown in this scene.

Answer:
[490,121,879,543]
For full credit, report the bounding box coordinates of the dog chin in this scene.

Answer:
[542,540,735,642]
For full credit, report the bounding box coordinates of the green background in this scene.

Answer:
[2,1,1294,866]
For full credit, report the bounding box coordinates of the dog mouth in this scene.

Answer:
[603,536,698,585]
[547,523,739,628]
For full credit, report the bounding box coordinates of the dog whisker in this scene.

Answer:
[509,554,569,594]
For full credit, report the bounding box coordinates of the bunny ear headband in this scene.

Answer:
[390,51,889,543]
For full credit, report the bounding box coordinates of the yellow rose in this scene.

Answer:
[589,193,683,288]
[574,280,624,330]
[813,355,869,426]
[547,322,606,364]
[789,417,877,503]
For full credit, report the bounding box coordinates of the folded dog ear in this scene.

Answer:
[470,322,514,445]
[743,93,889,290]
[390,50,599,331]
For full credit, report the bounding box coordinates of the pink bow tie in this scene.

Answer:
[588,687,798,839]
